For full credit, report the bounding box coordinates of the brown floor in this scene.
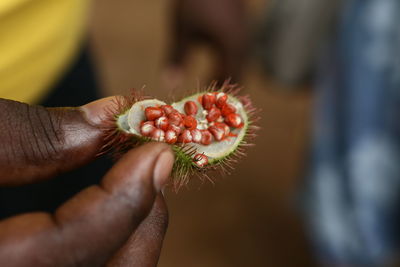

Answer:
[90,0,316,266]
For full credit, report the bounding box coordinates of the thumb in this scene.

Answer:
[0,97,116,186]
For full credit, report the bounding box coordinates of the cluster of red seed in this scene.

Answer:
[139,92,243,167]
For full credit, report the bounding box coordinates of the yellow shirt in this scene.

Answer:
[0,0,90,104]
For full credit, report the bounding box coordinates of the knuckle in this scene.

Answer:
[25,104,64,162]
[0,99,64,165]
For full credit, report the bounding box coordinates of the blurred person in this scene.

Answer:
[0,0,96,105]
[303,0,400,266]
[256,0,400,265]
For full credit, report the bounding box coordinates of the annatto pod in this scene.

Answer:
[101,82,259,190]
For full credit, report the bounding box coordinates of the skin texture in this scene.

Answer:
[165,0,247,85]
[0,98,173,266]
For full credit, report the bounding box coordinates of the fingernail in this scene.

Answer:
[80,96,118,126]
[153,149,175,192]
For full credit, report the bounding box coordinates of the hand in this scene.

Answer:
[0,98,173,266]
[165,0,247,86]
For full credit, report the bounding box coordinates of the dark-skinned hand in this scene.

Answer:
[165,0,247,87]
[0,97,174,266]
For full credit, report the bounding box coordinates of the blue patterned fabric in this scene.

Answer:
[303,0,400,265]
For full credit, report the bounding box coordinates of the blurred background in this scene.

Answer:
[2,0,400,266]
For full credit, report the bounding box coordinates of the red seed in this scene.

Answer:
[215,92,228,108]
[140,120,155,127]
[191,129,202,143]
[206,107,221,122]
[145,107,164,121]
[221,103,237,117]
[225,113,243,128]
[151,128,165,141]
[168,111,183,126]
[168,124,182,135]
[208,126,225,141]
[214,122,230,136]
[161,105,175,115]
[140,123,156,137]
[202,93,216,110]
[184,101,198,116]
[183,115,197,130]
[200,130,213,145]
[193,153,208,167]
[197,95,203,105]
[178,129,192,143]
[177,121,185,132]
[155,116,169,131]
[165,130,178,144]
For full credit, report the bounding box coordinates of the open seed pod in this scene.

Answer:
[102,82,259,190]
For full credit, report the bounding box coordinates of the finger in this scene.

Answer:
[0,142,174,267]
[206,0,247,82]
[106,194,168,267]
[167,0,190,68]
[165,0,247,83]
[0,97,115,186]
[162,9,190,90]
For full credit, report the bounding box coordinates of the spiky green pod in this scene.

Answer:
[101,82,259,190]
